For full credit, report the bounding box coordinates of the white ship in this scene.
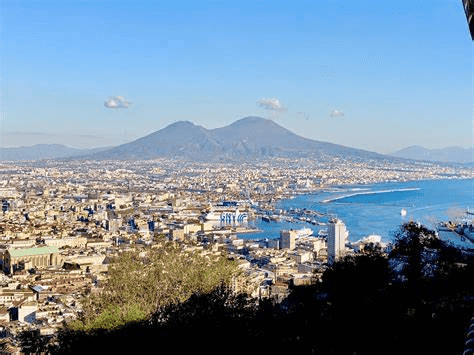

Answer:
[296,227,313,238]
[205,208,248,222]
[400,208,407,216]
[318,229,328,237]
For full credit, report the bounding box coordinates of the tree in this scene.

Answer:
[71,238,240,331]
[390,222,441,288]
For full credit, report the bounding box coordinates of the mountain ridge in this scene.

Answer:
[391,145,474,163]
[80,116,391,162]
[2,117,463,163]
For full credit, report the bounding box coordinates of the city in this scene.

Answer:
[0,156,471,350]
[1,0,473,353]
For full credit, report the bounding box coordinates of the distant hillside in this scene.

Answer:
[391,145,474,164]
[83,116,392,162]
[0,144,109,161]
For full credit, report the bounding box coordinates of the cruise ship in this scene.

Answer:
[296,227,314,238]
[204,202,249,222]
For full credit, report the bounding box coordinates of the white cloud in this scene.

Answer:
[104,96,132,109]
[330,110,344,118]
[256,98,288,113]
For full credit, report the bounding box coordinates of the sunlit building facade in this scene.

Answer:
[327,218,348,264]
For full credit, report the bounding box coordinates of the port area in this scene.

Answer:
[437,222,474,250]
[256,207,327,225]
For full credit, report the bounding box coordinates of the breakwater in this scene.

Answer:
[321,187,422,203]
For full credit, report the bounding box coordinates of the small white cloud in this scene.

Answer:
[330,110,344,118]
[104,96,132,109]
[256,98,288,113]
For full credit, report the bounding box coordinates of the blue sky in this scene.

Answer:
[0,0,472,153]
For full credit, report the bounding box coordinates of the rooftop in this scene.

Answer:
[8,246,59,258]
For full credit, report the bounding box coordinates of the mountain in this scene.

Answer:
[391,145,474,164]
[83,116,390,161]
[78,121,221,160]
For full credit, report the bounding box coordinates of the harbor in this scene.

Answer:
[238,179,474,244]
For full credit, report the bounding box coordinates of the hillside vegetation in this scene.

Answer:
[69,237,240,331]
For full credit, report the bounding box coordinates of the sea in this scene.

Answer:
[235,178,474,244]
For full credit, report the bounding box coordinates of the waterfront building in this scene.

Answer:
[327,218,348,264]
[268,239,280,249]
[312,238,327,257]
[280,230,297,250]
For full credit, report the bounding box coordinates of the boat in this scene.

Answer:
[205,209,248,222]
[296,228,313,238]
[400,208,407,216]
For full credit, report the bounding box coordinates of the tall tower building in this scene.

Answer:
[280,229,297,250]
[327,218,348,264]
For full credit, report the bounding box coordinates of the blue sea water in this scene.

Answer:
[237,178,474,243]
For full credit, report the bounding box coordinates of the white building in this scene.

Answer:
[18,301,37,324]
[327,218,348,264]
[351,234,383,252]
[44,237,87,248]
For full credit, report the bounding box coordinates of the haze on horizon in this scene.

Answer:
[0,0,472,155]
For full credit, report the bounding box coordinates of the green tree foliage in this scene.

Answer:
[72,238,240,331]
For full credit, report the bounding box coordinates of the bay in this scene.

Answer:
[237,178,474,243]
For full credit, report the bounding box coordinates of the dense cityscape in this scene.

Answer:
[0,1,473,353]
[0,155,471,352]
